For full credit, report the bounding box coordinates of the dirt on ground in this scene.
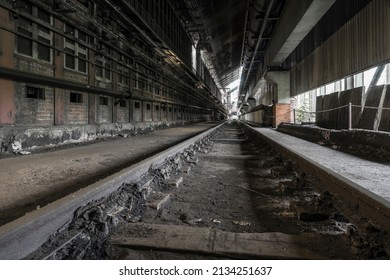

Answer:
[0,123,217,225]
[28,122,389,260]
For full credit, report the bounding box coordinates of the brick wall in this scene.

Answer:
[64,70,88,83]
[16,57,54,76]
[167,105,173,121]
[161,106,167,121]
[143,102,152,121]
[64,91,88,124]
[15,84,54,125]
[62,70,89,124]
[97,96,113,123]
[0,1,215,129]
[132,100,142,122]
[116,101,129,123]
[273,103,291,127]
[153,102,161,121]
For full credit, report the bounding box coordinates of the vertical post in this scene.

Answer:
[293,109,296,124]
[348,102,352,130]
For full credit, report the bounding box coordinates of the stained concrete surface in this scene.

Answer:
[106,124,355,260]
[0,122,219,225]
[254,127,390,204]
[27,123,387,259]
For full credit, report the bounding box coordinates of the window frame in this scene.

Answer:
[15,5,53,63]
[95,54,112,82]
[26,86,45,100]
[63,24,89,74]
[70,92,83,104]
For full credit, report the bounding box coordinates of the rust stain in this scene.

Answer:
[0,79,15,124]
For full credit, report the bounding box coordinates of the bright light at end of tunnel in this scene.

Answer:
[226,66,243,114]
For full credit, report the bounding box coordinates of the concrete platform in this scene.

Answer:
[0,122,219,225]
[251,126,390,206]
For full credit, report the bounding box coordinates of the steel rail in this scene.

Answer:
[0,122,225,259]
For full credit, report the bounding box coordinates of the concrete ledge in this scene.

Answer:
[0,120,193,155]
[242,123,390,235]
[277,123,390,159]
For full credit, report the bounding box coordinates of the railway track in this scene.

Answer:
[1,122,388,259]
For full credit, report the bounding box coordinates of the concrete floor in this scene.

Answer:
[254,127,390,205]
[0,122,219,225]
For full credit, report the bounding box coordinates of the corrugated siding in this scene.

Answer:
[290,0,390,96]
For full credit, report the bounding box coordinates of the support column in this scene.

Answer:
[0,7,15,124]
[53,19,65,125]
[265,71,291,127]
[88,40,96,124]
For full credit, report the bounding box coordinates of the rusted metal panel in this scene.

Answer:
[54,89,65,125]
[358,85,385,130]
[337,87,364,129]
[0,80,15,124]
[53,18,65,125]
[315,95,323,126]
[0,6,15,124]
[378,86,390,132]
[88,94,96,124]
[290,0,390,96]
[322,91,339,129]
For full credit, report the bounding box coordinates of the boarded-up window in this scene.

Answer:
[119,100,127,108]
[99,96,108,106]
[70,92,83,103]
[26,86,45,100]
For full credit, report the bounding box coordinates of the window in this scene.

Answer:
[19,0,33,14]
[78,0,95,16]
[134,63,143,90]
[104,63,111,80]
[96,60,103,77]
[134,102,140,109]
[146,104,151,110]
[64,24,89,73]
[95,54,112,81]
[99,96,108,106]
[26,86,45,99]
[155,105,159,111]
[118,66,130,86]
[145,79,152,92]
[16,5,53,62]
[17,23,33,56]
[119,100,127,108]
[70,92,83,103]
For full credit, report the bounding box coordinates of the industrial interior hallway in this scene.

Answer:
[1,0,390,262]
